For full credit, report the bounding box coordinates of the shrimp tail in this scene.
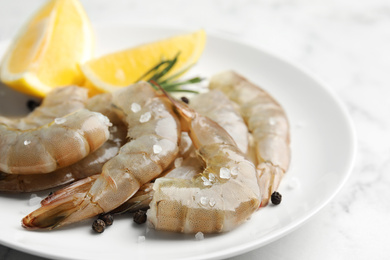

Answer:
[257,162,284,207]
[22,176,98,229]
[110,183,155,214]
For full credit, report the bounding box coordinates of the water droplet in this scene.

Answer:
[139,112,151,123]
[219,167,231,179]
[153,144,162,154]
[54,117,66,124]
[131,103,141,113]
[24,140,31,146]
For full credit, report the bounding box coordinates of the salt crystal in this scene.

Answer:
[200,196,209,206]
[174,157,183,168]
[153,144,162,154]
[231,166,239,176]
[54,117,66,124]
[209,198,216,207]
[195,232,204,240]
[208,173,216,182]
[139,112,151,123]
[201,176,212,186]
[28,194,42,206]
[137,236,146,243]
[24,140,31,146]
[219,167,231,179]
[131,103,141,113]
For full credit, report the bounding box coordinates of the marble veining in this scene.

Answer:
[1,0,389,259]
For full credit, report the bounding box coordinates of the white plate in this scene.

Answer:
[0,25,356,260]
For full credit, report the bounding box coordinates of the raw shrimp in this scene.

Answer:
[0,108,111,175]
[0,123,126,192]
[112,156,205,214]
[114,90,250,215]
[147,87,260,233]
[209,71,290,206]
[190,90,249,154]
[22,81,180,229]
[0,86,88,130]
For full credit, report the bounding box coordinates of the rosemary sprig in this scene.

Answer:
[137,53,203,93]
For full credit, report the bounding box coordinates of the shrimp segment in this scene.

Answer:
[0,86,88,130]
[190,90,249,154]
[147,88,260,233]
[0,109,111,174]
[0,123,126,192]
[22,82,180,229]
[209,71,290,206]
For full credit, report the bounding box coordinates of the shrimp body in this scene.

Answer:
[0,108,111,174]
[209,71,290,206]
[147,90,260,233]
[190,90,249,154]
[22,82,180,229]
[0,86,88,130]
[0,123,126,192]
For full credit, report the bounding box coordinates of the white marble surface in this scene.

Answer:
[0,0,389,259]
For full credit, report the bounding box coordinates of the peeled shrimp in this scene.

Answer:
[209,71,290,206]
[0,123,126,192]
[147,88,260,233]
[0,108,111,175]
[22,81,180,229]
[114,90,250,215]
[0,85,111,175]
[113,156,204,214]
[0,86,88,129]
[190,90,249,154]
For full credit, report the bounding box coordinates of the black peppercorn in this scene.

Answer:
[180,96,189,104]
[92,219,106,233]
[133,210,147,224]
[99,213,114,226]
[27,99,41,111]
[271,191,282,205]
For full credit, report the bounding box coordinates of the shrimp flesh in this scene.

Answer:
[190,90,249,154]
[22,81,180,229]
[0,86,88,129]
[0,108,111,175]
[114,90,250,215]
[112,156,204,214]
[147,87,260,233]
[209,71,290,206]
[0,123,126,192]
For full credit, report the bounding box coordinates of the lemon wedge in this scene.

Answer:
[0,0,94,97]
[81,29,206,94]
